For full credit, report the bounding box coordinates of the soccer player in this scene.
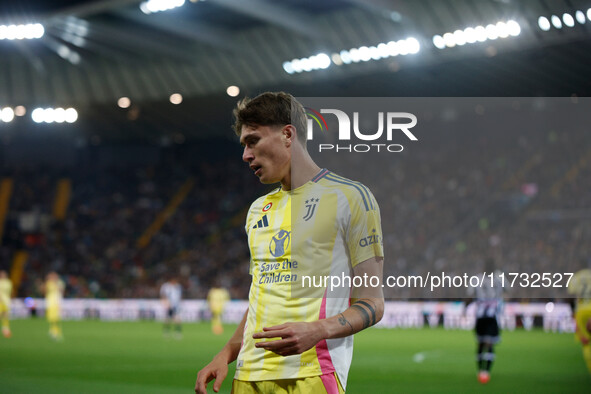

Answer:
[195,92,384,394]
[568,268,591,374]
[44,271,65,340]
[161,276,183,339]
[468,261,504,384]
[0,270,12,338]
[207,282,230,335]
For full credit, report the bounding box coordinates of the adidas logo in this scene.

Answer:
[253,215,269,229]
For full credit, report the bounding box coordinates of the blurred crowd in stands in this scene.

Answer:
[1,100,590,300]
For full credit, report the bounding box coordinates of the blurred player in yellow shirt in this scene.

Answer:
[0,270,12,338]
[207,283,230,335]
[569,268,591,374]
[44,272,65,340]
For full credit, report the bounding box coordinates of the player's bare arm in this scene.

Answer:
[195,310,247,394]
[253,257,384,356]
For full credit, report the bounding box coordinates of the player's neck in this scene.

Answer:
[280,147,320,191]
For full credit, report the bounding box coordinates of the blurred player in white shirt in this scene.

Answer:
[467,260,504,384]
[160,276,183,339]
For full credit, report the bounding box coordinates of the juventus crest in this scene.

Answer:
[303,198,319,221]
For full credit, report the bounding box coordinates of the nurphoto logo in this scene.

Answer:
[306,108,418,153]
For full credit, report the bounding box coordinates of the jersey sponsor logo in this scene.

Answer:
[359,229,381,247]
[303,198,319,221]
[269,229,290,257]
[253,214,269,229]
[262,202,272,212]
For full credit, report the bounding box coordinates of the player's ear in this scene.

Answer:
[282,125,295,147]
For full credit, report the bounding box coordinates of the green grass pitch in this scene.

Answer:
[0,319,589,393]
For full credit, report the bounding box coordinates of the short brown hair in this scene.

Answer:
[233,92,308,144]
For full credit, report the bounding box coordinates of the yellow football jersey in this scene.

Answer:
[0,278,12,307]
[570,269,591,344]
[208,288,230,311]
[45,279,64,307]
[569,269,591,305]
[234,169,383,389]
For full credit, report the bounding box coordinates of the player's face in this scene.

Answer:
[241,124,290,184]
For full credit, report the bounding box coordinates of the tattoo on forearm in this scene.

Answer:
[351,304,371,329]
[355,300,377,325]
[338,313,354,333]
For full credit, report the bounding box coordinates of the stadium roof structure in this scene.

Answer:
[0,0,590,142]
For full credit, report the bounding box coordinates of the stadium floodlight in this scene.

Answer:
[386,41,399,56]
[118,97,131,108]
[226,86,240,97]
[474,26,487,42]
[57,45,70,58]
[0,23,44,40]
[485,24,499,40]
[31,108,44,123]
[377,43,389,58]
[307,56,318,69]
[44,108,55,123]
[507,20,521,36]
[575,10,586,24]
[140,0,185,14]
[453,29,466,46]
[65,108,78,123]
[314,53,331,69]
[496,22,510,38]
[283,53,331,74]
[331,53,343,66]
[358,46,371,62]
[369,46,381,61]
[289,59,301,73]
[463,27,477,44]
[31,107,78,123]
[349,48,361,63]
[69,52,81,65]
[443,32,456,47]
[282,37,418,74]
[14,106,26,117]
[0,107,14,123]
[169,93,183,105]
[588,8,591,21]
[432,35,445,49]
[282,61,295,74]
[397,38,419,55]
[5,25,16,40]
[551,15,562,29]
[406,38,420,54]
[563,13,575,27]
[62,33,86,47]
[433,20,520,51]
[300,58,312,72]
[538,16,551,31]
[54,108,66,123]
[398,41,409,55]
[339,50,352,64]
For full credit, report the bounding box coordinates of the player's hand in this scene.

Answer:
[195,356,228,394]
[253,321,325,356]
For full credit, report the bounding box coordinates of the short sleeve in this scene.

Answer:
[345,187,384,268]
